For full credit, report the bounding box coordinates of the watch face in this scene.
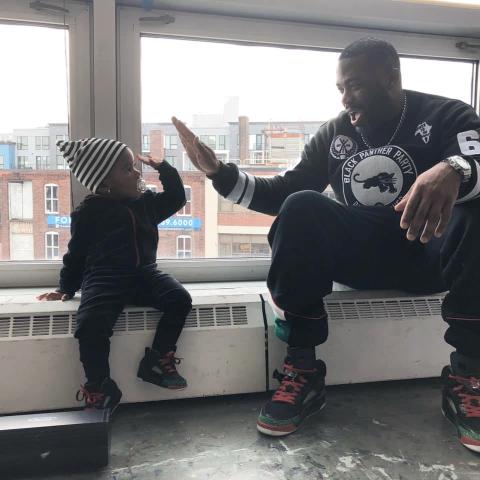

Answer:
[455,157,470,170]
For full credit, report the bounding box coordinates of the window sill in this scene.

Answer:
[0,258,272,287]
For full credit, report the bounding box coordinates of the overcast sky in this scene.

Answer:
[0,23,474,133]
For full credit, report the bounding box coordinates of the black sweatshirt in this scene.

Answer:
[211,90,480,215]
[58,161,186,296]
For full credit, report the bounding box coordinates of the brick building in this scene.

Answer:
[0,169,71,260]
[0,114,326,261]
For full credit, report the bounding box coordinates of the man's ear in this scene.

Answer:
[388,67,401,89]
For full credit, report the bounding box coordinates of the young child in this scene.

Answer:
[38,137,192,413]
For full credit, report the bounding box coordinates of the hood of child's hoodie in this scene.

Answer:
[82,193,135,208]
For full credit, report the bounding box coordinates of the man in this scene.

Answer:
[173,38,480,452]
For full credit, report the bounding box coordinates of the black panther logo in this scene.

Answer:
[353,172,397,193]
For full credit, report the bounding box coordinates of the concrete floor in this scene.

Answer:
[17,379,480,480]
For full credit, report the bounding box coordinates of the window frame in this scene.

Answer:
[44,183,59,214]
[178,185,192,216]
[16,136,28,150]
[164,134,178,150]
[116,5,480,282]
[0,0,91,283]
[45,231,60,260]
[176,235,192,259]
[36,156,49,170]
[142,134,150,152]
[1,3,480,286]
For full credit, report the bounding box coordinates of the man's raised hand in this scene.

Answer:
[172,117,221,176]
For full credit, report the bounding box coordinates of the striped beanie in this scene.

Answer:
[56,138,128,193]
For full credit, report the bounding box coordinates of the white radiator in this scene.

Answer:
[0,286,452,414]
[0,293,266,414]
[265,290,452,389]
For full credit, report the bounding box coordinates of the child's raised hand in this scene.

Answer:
[137,154,164,169]
[37,291,72,302]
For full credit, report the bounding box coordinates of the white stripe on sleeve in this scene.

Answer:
[457,160,480,204]
[239,173,256,208]
[226,171,247,203]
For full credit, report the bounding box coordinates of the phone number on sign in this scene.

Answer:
[158,217,201,230]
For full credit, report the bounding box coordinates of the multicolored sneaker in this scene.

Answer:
[137,347,187,390]
[76,377,122,414]
[257,347,326,436]
[442,352,480,453]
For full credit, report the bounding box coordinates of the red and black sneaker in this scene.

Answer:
[76,377,122,415]
[257,347,326,436]
[137,347,187,390]
[442,352,480,453]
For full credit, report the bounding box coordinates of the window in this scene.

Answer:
[165,155,179,169]
[200,135,216,149]
[178,186,192,216]
[181,153,195,171]
[249,134,264,151]
[16,136,28,150]
[10,233,34,260]
[177,235,192,258]
[9,182,33,220]
[35,136,49,150]
[36,156,49,169]
[45,184,59,213]
[0,155,4,169]
[164,135,178,150]
[16,156,32,169]
[56,155,68,169]
[1,22,74,262]
[137,24,477,263]
[142,134,150,152]
[45,232,59,260]
[219,234,270,257]
[218,135,227,150]
[146,184,157,193]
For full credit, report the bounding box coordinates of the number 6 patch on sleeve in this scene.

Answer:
[458,130,480,155]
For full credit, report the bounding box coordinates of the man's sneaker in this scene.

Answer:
[76,377,122,414]
[257,347,326,436]
[137,347,187,390]
[442,352,480,453]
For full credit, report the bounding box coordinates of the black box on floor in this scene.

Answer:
[0,409,110,476]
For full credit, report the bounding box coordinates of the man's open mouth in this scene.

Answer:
[348,110,363,127]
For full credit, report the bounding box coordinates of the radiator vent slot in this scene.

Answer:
[12,316,30,337]
[52,314,71,335]
[127,311,145,332]
[0,317,11,338]
[184,310,197,328]
[146,311,161,330]
[0,304,251,340]
[115,313,127,332]
[32,316,50,336]
[325,297,443,322]
[232,305,248,325]
[198,307,215,327]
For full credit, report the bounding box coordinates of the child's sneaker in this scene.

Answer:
[76,377,122,414]
[137,347,187,390]
[442,352,480,453]
[257,347,326,436]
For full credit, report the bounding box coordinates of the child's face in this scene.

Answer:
[103,148,142,199]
